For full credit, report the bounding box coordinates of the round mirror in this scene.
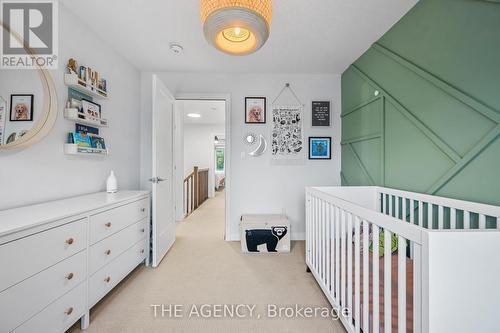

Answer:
[244,133,256,145]
[0,21,58,150]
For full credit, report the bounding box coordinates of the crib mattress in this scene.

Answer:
[355,251,413,333]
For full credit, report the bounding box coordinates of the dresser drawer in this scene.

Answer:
[11,282,85,333]
[89,218,148,274]
[0,219,86,292]
[90,198,148,244]
[89,239,148,307]
[0,250,86,332]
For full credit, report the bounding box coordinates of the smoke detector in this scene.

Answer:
[169,43,184,55]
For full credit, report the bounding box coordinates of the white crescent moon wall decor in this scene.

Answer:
[248,135,267,157]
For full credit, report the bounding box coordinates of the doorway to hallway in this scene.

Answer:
[173,97,229,240]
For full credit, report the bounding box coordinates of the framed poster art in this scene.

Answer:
[245,97,266,124]
[10,94,34,121]
[309,137,331,160]
[311,101,331,127]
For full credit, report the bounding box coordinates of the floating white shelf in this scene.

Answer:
[64,143,108,156]
[64,73,108,99]
[64,108,108,127]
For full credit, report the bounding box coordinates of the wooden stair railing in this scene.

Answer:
[183,166,209,217]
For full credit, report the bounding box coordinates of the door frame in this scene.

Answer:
[175,93,232,241]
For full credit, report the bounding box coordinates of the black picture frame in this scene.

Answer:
[308,137,332,160]
[245,97,266,124]
[311,101,331,127]
[9,94,34,121]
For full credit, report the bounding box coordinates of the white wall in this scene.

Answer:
[183,123,225,176]
[141,72,341,240]
[0,4,141,210]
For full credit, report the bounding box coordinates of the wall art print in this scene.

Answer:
[271,106,304,163]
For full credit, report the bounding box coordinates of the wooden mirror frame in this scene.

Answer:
[0,21,58,150]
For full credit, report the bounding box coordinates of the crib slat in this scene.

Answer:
[395,196,400,219]
[389,195,393,217]
[450,208,457,230]
[384,229,392,333]
[402,197,407,222]
[479,214,486,230]
[312,197,316,270]
[326,203,331,293]
[413,243,422,333]
[372,225,380,333]
[410,200,415,225]
[321,200,325,280]
[381,193,386,214]
[464,210,470,229]
[418,201,423,227]
[363,221,370,333]
[341,210,347,307]
[398,235,407,333]
[428,203,433,229]
[438,205,444,229]
[347,213,353,324]
[354,217,361,333]
[330,204,335,294]
[335,207,341,301]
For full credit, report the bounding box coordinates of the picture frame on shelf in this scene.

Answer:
[245,97,266,124]
[81,99,101,118]
[9,94,34,121]
[309,137,331,160]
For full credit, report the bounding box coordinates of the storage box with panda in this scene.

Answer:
[240,214,290,253]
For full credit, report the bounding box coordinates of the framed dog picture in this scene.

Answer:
[309,137,331,160]
[10,94,34,121]
[81,99,101,119]
[245,97,266,124]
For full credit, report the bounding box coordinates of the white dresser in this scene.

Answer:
[0,191,150,333]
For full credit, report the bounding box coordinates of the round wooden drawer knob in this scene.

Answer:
[66,272,74,280]
[141,249,145,254]
[141,208,146,212]
[65,238,74,245]
[105,249,111,255]
[65,307,74,315]
[104,276,111,283]
[141,228,145,233]
[105,222,112,228]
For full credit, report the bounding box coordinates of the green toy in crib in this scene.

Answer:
[370,231,398,257]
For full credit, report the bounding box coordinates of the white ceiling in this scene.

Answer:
[181,100,225,125]
[62,0,417,74]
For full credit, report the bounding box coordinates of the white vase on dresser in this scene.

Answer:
[0,191,150,333]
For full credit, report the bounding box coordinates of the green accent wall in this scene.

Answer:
[341,0,500,206]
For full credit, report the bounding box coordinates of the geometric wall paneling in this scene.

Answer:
[342,41,500,205]
[341,66,379,113]
[384,100,454,193]
[341,97,382,142]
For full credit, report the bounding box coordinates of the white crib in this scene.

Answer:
[305,186,500,333]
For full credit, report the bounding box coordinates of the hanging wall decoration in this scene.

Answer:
[270,83,305,164]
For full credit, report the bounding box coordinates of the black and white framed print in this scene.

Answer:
[309,137,331,160]
[245,97,266,124]
[9,94,34,121]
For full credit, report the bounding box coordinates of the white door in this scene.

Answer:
[151,75,175,267]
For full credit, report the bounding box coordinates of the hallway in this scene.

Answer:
[70,191,345,333]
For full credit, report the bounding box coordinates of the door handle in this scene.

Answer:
[148,177,167,183]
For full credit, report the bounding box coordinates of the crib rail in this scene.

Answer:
[306,187,423,333]
[377,187,499,230]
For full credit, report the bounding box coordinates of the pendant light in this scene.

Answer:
[200,0,272,56]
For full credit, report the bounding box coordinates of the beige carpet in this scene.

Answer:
[69,191,346,333]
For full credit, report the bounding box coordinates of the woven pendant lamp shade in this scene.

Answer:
[200,0,272,55]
